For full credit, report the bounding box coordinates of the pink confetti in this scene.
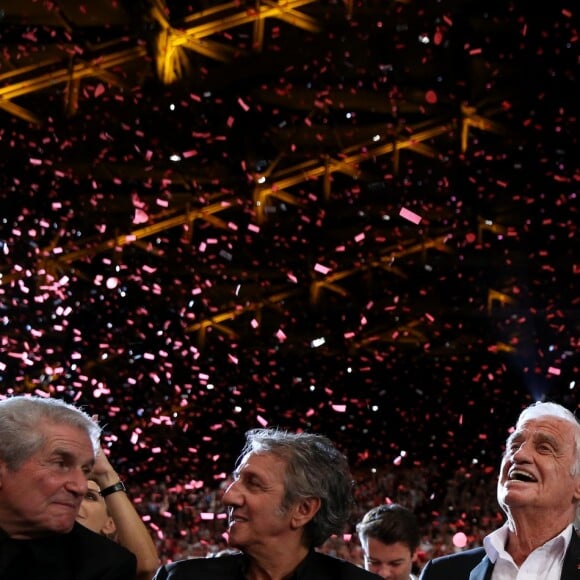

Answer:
[237,98,250,112]
[314,263,331,274]
[399,207,422,224]
[425,90,438,104]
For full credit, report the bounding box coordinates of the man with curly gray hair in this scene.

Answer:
[155,427,380,580]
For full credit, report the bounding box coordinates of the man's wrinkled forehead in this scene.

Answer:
[236,450,286,473]
[507,416,575,446]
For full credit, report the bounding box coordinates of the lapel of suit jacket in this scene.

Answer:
[466,533,580,580]
[560,531,580,580]
[468,554,493,580]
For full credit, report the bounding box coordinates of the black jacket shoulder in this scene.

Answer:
[71,522,138,580]
[153,554,244,580]
[424,547,486,570]
[154,551,381,580]
[309,551,382,579]
[0,523,136,580]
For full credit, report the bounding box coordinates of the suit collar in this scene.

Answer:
[468,554,493,580]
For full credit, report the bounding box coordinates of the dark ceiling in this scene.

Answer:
[0,0,578,484]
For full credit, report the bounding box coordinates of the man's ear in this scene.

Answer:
[0,461,6,488]
[290,497,321,530]
[574,475,580,502]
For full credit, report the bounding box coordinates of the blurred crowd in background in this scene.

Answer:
[133,462,503,571]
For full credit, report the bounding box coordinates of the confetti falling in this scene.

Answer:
[0,0,577,506]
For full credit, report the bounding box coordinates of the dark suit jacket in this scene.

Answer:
[154,550,381,580]
[419,530,580,580]
[0,522,137,580]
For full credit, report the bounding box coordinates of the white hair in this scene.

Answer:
[515,401,580,476]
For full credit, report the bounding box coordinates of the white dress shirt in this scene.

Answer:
[483,522,573,580]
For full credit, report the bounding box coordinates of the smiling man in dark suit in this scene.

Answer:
[154,428,381,580]
[420,401,580,580]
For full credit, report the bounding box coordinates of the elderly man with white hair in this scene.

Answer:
[420,400,580,580]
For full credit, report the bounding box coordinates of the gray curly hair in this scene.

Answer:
[237,428,354,548]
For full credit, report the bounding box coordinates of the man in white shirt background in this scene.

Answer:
[419,401,580,580]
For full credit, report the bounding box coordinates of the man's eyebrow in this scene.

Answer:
[238,466,272,484]
[51,448,76,459]
[506,432,522,445]
[51,447,94,466]
[240,467,262,478]
[533,431,560,447]
[506,429,562,448]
